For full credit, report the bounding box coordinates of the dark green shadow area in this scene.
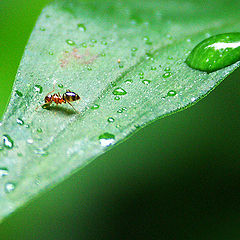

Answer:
[0,0,240,239]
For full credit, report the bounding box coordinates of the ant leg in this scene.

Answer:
[35,103,51,111]
[67,101,79,113]
[46,81,57,95]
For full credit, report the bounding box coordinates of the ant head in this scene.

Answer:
[44,95,52,103]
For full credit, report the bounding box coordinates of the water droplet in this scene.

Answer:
[16,118,24,125]
[107,117,115,123]
[77,23,86,32]
[34,148,48,156]
[142,79,151,85]
[0,168,8,178]
[81,42,87,48]
[151,66,156,70]
[114,96,120,101]
[117,109,123,113]
[164,67,171,71]
[99,133,115,147]
[5,182,15,193]
[125,79,133,84]
[3,135,14,149]
[167,90,177,97]
[90,104,99,110]
[91,39,97,43]
[186,32,240,72]
[139,72,144,76]
[34,85,43,94]
[37,128,43,133]
[40,27,46,31]
[112,87,127,96]
[16,90,23,97]
[162,72,172,78]
[66,39,75,46]
[87,66,92,71]
[168,56,174,60]
[49,51,54,55]
[58,84,63,88]
[17,152,23,157]
[101,41,108,45]
[118,64,124,68]
[27,139,34,144]
[101,53,106,57]
[131,47,138,52]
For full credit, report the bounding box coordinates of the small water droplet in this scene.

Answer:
[118,64,124,68]
[34,148,48,156]
[81,42,87,48]
[58,84,63,88]
[37,128,43,133]
[167,90,177,97]
[112,87,127,96]
[77,23,86,32]
[40,27,46,31]
[131,47,138,52]
[99,133,115,147]
[139,72,144,76]
[125,79,133,84]
[114,96,120,101]
[162,72,172,78]
[27,139,34,144]
[16,118,24,125]
[0,168,9,178]
[90,104,99,110]
[101,41,108,45]
[5,182,15,193]
[151,66,156,70]
[87,66,92,71]
[142,79,151,85]
[34,85,43,94]
[66,39,75,46]
[91,39,97,43]
[3,135,14,149]
[168,56,174,60]
[107,117,115,123]
[16,90,23,97]
[164,67,171,71]
[186,32,240,72]
[49,51,54,55]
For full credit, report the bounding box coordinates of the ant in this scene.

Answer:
[36,84,80,113]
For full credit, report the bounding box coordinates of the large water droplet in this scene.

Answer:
[16,118,24,125]
[5,182,15,193]
[34,85,43,94]
[112,87,127,96]
[162,72,172,78]
[66,39,76,46]
[107,117,115,123]
[167,90,177,97]
[90,104,99,110]
[99,133,115,147]
[3,135,14,149]
[77,23,86,32]
[0,168,9,178]
[142,79,151,85]
[186,32,240,72]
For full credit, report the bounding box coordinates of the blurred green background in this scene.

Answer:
[0,0,240,239]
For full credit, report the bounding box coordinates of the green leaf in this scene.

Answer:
[0,0,240,221]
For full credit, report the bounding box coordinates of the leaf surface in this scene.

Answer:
[0,0,240,221]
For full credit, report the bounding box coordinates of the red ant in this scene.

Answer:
[36,85,80,113]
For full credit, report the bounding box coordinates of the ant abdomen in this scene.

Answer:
[62,90,80,102]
